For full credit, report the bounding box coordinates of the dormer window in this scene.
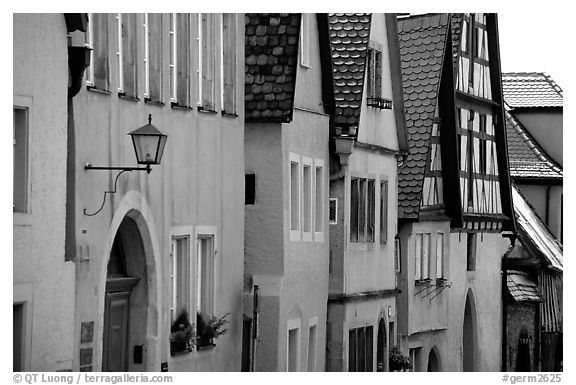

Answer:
[366,45,392,110]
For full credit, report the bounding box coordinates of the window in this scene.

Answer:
[196,234,215,316]
[303,163,312,233]
[171,236,191,323]
[299,13,310,67]
[86,13,109,90]
[414,233,431,280]
[199,13,216,111]
[409,347,422,372]
[314,164,324,233]
[13,107,28,213]
[350,177,376,243]
[466,233,477,271]
[380,181,388,244]
[170,14,190,106]
[13,304,24,371]
[145,13,162,102]
[436,233,444,279]
[367,45,390,109]
[117,13,137,97]
[287,319,301,372]
[329,198,338,225]
[388,322,395,348]
[221,13,236,114]
[394,238,401,273]
[461,18,469,53]
[245,173,256,205]
[348,326,373,372]
[290,159,300,232]
[479,114,487,174]
[307,322,317,371]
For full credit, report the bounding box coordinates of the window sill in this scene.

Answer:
[415,278,432,285]
[170,103,193,110]
[86,86,111,95]
[196,343,216,351]
[145,98,165,106]
[118,93,140,102]
[13,211,33,227]
[198,107,218,114]
[436,278,448,285]
[221,111,238,118]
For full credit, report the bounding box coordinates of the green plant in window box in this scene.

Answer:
[170,310,195,355]
[196,311,229,348]
[389,346,412,372]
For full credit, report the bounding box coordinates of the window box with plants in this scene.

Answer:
[389,346,412,372]
[195,311,229,350]
[170,310,195,356]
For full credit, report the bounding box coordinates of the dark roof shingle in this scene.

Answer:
[245,13,301,122]
[502,72,563,108]
[505,110,563,179]
[328,13,371,134]
[397,13,450,218]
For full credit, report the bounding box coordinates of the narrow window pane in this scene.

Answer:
[366,326,373,372]
[357,327,365,372]
[414,234,422,280]
[201,13,215,110]
[380,181,388,244]
[422,233,430,279]
[91,13,109,90]
[13,108,28,213]
[303,164,312,233]
[436,233,444,279]
[375,51,382,98]
[199,236,214,315]
[121,13,137,97]
[315,167,323,232]
[359,179,366,242]
[290,162,299,231]
[222,14,236,113]
[288,328,299,371]
[350,178,359,242]
[307,325,317,371]
[348,329,357,372]
[367,180,375,242]
[176,14,190,106]
[174,236,190,317]
[466,233,476,271]
[148,13,163,102]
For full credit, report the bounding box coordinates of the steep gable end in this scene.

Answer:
[397,14,450,218]
[245,13,301,122]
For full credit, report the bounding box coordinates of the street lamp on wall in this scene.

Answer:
[83,114,167,216]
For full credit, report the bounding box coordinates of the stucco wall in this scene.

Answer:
[73,13,244,371]
[447,232,508,371]
[515,183,563,242]
[514,110,563,167]
[13,13,76,371]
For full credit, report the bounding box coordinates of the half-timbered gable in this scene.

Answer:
[398,13,514,233]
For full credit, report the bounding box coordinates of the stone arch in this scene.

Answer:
[94,190,162,372]
[463,288,478,372]
[427,346,442,372]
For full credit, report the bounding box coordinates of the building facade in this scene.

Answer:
[243,13,330,372]
[395,13,514,371]
[325,13,408,372]
[70,13,245,371]
[13,13,78,372]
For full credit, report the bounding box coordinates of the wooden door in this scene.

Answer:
[103,291,130,372]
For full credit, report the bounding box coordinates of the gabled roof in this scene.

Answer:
[505,109,563,180]
[502,72,563,108]
[396,13,450,218]
[328,13,371,134]
[513,185,563,271]
[245,14,301,122]
[507,270,542,302]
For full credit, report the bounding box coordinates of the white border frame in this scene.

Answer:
[195,225,219,317]
[170,226,195,324]
[286,318,301,371]
[313,159,325,242]
[289,152,301,241]
[302,155,313,242]
[306,316,318,371]
[13,94,33,225]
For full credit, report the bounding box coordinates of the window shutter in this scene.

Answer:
[148,14,162,103]
[201,13,215,110]
[121,13,137,97]
[176,14,190,106]
[92,13,109,91]
[350,179,359,242]
[222,14,236,114]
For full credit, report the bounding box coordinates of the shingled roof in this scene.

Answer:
[245,14,301,122]
[328,13,371,135]
[502,72,563,108]
[397,13,450,218]
[505,110,563,180]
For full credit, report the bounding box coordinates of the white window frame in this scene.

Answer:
[299,13,310,68]
[13,283,34,371]
[13,95,33,222]
[287,318,301,372]
[306,317,318,371]
[422,233,430,279]
[170,226,195,324]
[289,152,301,241]
[219,13,224,111]
[85,13,94,86]
[143,13,150,99]
[313,159,325,241]
[115,13,124,93]
[169,13,177,103]
[414,233,422,280]
[197,13,203,107]
[436,232,445,279]
[195,225,218,318]
[302,156,313,241]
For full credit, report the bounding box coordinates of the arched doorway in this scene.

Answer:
[463,289,477,372]
[427,347,441,372]
[102,216,148,372]
[376,318,387,371]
